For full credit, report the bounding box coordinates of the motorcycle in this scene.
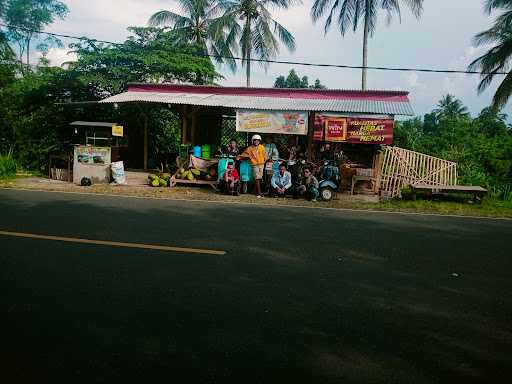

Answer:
[318,160,341,201]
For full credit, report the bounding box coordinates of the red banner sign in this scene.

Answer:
[314,114,394,144]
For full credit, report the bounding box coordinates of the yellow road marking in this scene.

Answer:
[0,230,226,256]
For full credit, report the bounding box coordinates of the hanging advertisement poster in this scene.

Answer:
[324,118,348,142]
[236,110,308,135]
[314,113,394,144]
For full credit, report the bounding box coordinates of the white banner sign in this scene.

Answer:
[236,110,308,135]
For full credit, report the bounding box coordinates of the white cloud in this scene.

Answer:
[35,47,77,67]
[404,72,427,90]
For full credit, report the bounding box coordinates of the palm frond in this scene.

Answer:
[311,0,335,21]
[270,19,296,51]
[381,0,401,25]
[323,0,341,35]
[336,0,355,35]
[484,0,512,14]
[149,10,189,28]
[491,71,512,111]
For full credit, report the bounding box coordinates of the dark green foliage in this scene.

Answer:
[0,151,17,178]
[273,69,326,89]
[395,95,512,198]
[0,66,92,170]
[148,108,181,164]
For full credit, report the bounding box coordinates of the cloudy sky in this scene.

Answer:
[41,0,510,117]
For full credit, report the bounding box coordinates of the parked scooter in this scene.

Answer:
[239,159,253,194]
[318,160,341,201]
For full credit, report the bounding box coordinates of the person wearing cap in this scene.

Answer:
[238,134,268,197]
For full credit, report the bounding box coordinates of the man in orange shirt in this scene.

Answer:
[238,134,268,198]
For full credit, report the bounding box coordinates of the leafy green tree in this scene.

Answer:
[469,0,512,111]
[310,0,424,89]
[393,117,424,151]
[273,68,326,88]
[3,0,68,66]
[273,74,286,88]
[0,24,16,87]
[148,0,235,69]
[214,0,298,87]
[285,68,301,88]
[313,78,326,89]
[68,27,221,97]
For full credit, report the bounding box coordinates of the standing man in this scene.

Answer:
[239,134,268,198]
[264,135,280,161]
[270,163,292,197]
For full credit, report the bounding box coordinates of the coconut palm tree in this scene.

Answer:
[434,94,470,121]
[214,0,298,87]
[311,0,424,90]
[149,0,235,69]
[468,0,512,111]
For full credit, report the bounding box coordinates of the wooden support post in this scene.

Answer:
[191,111,197,145]
[181,106,188,144]
[306,112,314,161]
[143,114,148,170]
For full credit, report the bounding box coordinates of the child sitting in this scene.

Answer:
[224,163,240,195]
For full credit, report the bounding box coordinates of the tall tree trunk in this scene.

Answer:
[26,38,30,67]
[245,16,251,87]
[246,46,251,87]
[361,1,370,90]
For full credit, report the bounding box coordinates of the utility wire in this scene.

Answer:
[0,22,508,76]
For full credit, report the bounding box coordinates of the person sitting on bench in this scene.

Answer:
[270,163,292,197]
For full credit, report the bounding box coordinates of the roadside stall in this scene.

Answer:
[97,83,414,196]
[312,114,395,194]
[69,121,127,185]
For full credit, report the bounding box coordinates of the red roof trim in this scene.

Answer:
[127,83,410,102]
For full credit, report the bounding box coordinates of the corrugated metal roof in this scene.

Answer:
[99,90,414,116]
[70,121,117,127]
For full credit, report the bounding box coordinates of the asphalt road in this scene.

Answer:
[1,189,511,384]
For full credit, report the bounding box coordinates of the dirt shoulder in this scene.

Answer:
[1,177,511,219]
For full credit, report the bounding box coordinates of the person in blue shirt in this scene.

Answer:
[270,163,292,197]
[264,135,280,160]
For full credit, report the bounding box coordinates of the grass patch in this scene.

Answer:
[374,198,512,218]
[0,153,17,180]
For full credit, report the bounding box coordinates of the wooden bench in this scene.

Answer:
[411,183,487,202]
[172,178,218,191]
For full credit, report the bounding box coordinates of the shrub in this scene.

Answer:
[0,152,17,179]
